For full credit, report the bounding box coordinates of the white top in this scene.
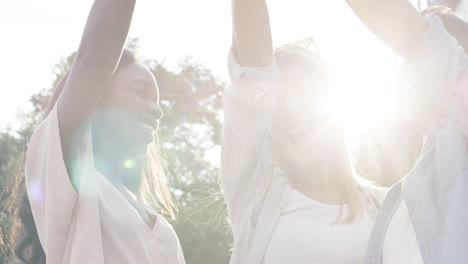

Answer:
[25,103,185,264]
[383,201,423,264]
[263,190,379,264]
[222,49,387,264]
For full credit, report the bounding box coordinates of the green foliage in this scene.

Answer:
[0,132,22,190]
[152,58,231,263]
[0,99,41,264]
[0,42,232,263]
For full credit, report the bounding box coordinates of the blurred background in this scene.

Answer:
[0,0,466,263]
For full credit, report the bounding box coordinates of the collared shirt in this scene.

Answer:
[222,49,386,264]
[365,13,468,264]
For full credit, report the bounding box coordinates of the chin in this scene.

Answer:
[120,132,152,158]
[279,139,331,168]
[139,129,154,144]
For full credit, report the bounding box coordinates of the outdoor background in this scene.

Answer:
[0,0,465,263]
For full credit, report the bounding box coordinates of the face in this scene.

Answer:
[270,58,344,173]
[92,63,163,159]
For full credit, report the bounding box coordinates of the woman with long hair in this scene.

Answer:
[220,0,387,263]
[4,0,185,263]
[345,1,468,263]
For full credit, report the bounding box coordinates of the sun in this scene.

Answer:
[315,40,404,148]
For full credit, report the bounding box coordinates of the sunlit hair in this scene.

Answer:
[274,37,327,77]
[421,5,468,52]
[270,38,380,223]
[4,49,176,264]
[275,37,323,62]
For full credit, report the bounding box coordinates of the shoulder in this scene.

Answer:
[358,181,390,215]
[370,186,389,204]
[356,177,389,203]
[227,48,279,83]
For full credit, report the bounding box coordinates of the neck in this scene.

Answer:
[288,156,352,205]
[92,131,145,190]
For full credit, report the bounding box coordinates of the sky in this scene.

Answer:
[0,0,420,133]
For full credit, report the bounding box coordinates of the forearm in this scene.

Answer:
[345,0,428,60]
[401,14,468,132]
[232,0,273,67]
[57,0,136,175]
[74,0,136,73]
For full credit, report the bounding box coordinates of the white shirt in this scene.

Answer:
[380,13,468,264]
[221,49,387,264]
[25,103,185,263]
[263,190,379,264]
[383,201,424,264]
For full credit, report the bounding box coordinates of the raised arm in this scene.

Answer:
[232,0,273,66]
[346,1,468,133]
[57,0,135,169]
[345,0,428,60]
[221,0,279,229]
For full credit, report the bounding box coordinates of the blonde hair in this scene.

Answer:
[271,38,380,223]
[138,137,177,221]
[268,134,378,223]
[274,37,327,73]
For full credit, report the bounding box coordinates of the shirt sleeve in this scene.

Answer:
[220,48,278,229]
[25,102,78,256]
[402,13,468,135]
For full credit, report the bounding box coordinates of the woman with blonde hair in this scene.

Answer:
[5,0,185,263]
[220,0,387,263]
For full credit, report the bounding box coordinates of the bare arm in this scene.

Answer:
[57,0,135,170]
[345,0,429,60]
[232,0,273,66]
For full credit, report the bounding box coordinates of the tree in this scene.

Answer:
[152,57,231,264]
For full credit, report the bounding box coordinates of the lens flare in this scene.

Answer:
[28,179,44,204]
[124,159,136,169]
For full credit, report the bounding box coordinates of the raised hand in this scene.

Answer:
[232,0,273,66]
[345,0,428,60]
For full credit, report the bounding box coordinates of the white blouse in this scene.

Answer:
[382,13,468,264]
[383,200,424,264]
[263,190,380,264]
[221,49,386,264]
[25,102,185,263]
